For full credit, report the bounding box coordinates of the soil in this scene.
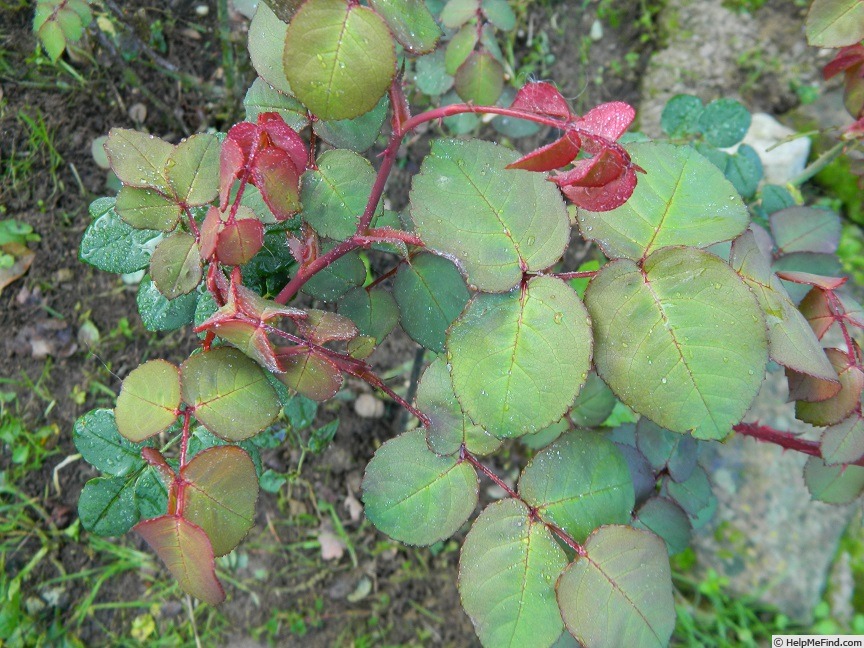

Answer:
[0,0,833,646]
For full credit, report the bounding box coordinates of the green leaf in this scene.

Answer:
[104,128,173,193]
[393,252,471,353]
[586,247,767,440]
[806,0,864,47]
[180,446,259,556]
[368,0,442,54]
[730,230,837,381]
[136,275,199,331]
[302,248,366,301]
[79,475,140,537]
[79,197,160,274]
[454,51,504,106]
[416,356,502,456]
[248,3,292,95]
[822,412,864,466]
[136,467,170,520]
[459,498,567,648]
[314,95,388,153]
[116,186,183,231]
[115,360,181,442]
[243,78,309,131]
[181,347,281,441]
[723,144,762,200]
[804,455,864,503]
[569,371,617,428]
[635,418,697,483]
[770,206,841,255]
[796,350,864,426]
[277,349,344,401]
[447,276,592,437]
[73,409,146,476]
[308,419,339,453]
[284,394,318,430]
[440,0,479,29]
[481,0,516,30]
[35,13,66,61]
[166,134,220,206]
[135,515,225,605]
[697,98,751,148]
[660,94,703,138]
[577,142,749,261]
[520,418,569,450]
[283,0,396,121]
[301,149,378,241]
[760,184,797,215]
[338,286,399,343]
[633,497,692,556]
[445,24,479,75]
[150,232,202,299]
[557,525,675,648]
[411,139,569,292]
[519,431,635,542]
[660,464,714,522]
[362,429,478,545]
[414,49,454,96]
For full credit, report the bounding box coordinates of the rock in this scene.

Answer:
[354,393,384,418]
[739,112,810,185]
[693,370,858,621]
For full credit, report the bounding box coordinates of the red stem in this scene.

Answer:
[183,205,200,239]
[734,421,864,467]
[179,408,192,468]
[551,270,598,281]
[366,261,404,291]
[274,237,361,304]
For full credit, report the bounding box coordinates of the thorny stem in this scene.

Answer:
[734,422,864,468]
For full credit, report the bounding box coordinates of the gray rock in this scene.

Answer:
[693,370,858,622]
[739,113,810,185]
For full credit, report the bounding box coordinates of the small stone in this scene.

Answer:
[354,393,384,418]
[128,103,147,124]
[194,4,209,16]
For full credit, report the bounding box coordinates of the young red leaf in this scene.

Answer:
[250,147,302,221]
[774,271,847,290]
[216,208,265,266]
[219,137,245,211]
[506,131,581,172]
[576,101,636,140]
[824,45,864,79]
[257,112,307,173]
[553,147,628,189]
[510,81,571,120]
[561,165,638,212]
[296,309,358,345]
[135,515,225,605]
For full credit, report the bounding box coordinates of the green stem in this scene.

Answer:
[217,0,235,96]
[788,140,846,186]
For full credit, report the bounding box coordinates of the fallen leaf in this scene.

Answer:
[318,528,345,561]
[0,242,35,297]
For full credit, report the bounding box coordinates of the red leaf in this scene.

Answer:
[824,45,864,80]
[216,215,264,266]
[225,121,259,160]
[552,147,627,188]
[774,271,847,290]
[250,147,301,221]
[561,166,638,212]
[258,112,307,173]
[219,137,245,210]
[506,131,581,172]
[510,81,571,120]
[296,309,358,345]
[199,207,221,261]
[135,515,225,605]
[575,101,635,140]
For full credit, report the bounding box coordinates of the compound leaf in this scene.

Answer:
[519,431,635,543]
[448,276,592,438]
[410,138,569,292]
[577,142,749,260]
[181,347,280,441]
[557,525,675,648]
[115,360,181,442]
[362,429,478,545]
[180,446,259,556]
[459,498,567,648]
[586,247,767,440]
[283,0,396,120]
[135,515,225,605]
[393,252,471,353]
